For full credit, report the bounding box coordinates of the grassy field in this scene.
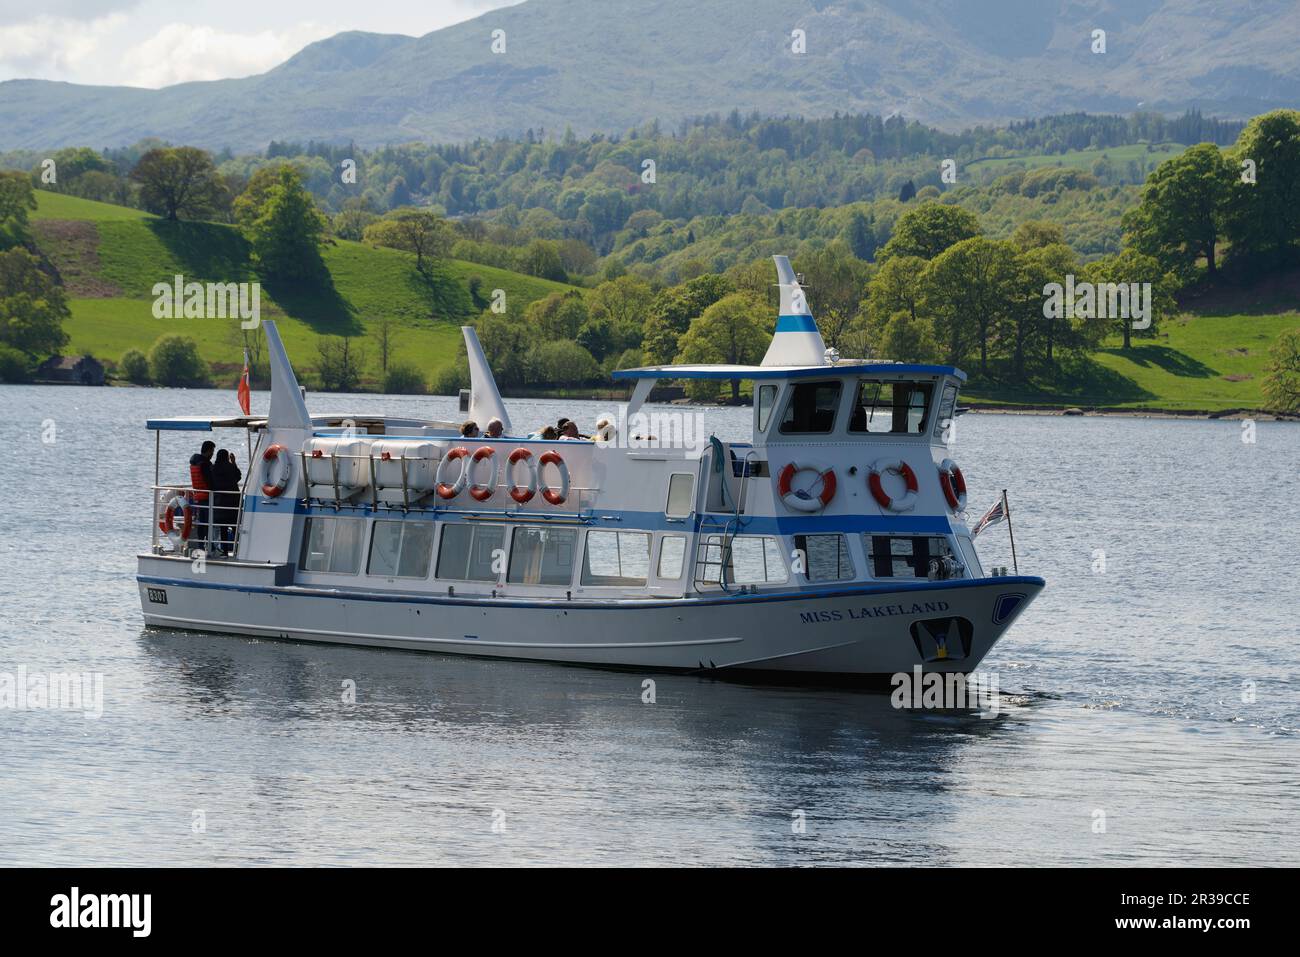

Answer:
[31,190,574,387]
[963,311,1298,411]
[967,142,1186,177]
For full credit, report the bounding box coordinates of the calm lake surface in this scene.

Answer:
[1,384,1296,866]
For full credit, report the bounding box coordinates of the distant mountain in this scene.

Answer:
[2,0,1298,152]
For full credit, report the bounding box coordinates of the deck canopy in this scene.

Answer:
[145,416,266,431]
[612,362,966,382]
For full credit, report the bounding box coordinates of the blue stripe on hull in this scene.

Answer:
[137,571,1045,611]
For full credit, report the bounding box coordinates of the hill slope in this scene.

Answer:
[2,0,1298,151]
[30,191,575,385]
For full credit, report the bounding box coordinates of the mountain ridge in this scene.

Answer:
[2,0,1297,152]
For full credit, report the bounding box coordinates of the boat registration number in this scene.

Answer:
[146,587,168,604]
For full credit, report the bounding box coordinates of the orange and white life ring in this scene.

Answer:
[261,444,292,497]
[467,446,497,502]
[157,491,191,545]
[869,459,918,512]
[436,446,470,499]
[777,463,837,513]
[938,458,967,511]
[538,450,570,506]
[506,447,537,504]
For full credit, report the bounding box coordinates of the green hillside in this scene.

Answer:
[31,190,575,386]
[963,310,1299,411]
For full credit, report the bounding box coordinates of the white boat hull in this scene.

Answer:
[137,557,1043,678]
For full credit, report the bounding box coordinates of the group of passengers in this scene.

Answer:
[459,415,610,442]
[186,440,242,555]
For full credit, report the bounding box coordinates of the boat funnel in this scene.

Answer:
[462,326,512,434]
[263,320,311,430]
[761,255,828,366]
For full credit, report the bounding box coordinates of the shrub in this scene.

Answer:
[431,359,469,396]
[148,335,208,387]
[0,344,31,383]
[120,348,149,384]
[383,362,426,395]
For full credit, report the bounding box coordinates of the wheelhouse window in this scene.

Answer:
[508,526,577,586]
[436,522,506,582]
[756,384,778,432]
[779,381,841,434]
[849,380,934,435]
[933,384,959,439]
[299,517,365,574]
[866,534,961,579]
[582,531,650,586]
[368,520,434,578]
[794,533,854,582]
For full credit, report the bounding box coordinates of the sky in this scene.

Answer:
[0,0,522,87]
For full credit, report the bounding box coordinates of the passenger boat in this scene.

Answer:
[137,256,1044,679]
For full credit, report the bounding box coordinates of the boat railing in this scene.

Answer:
[297,450,600,517]
[149,483,245,558]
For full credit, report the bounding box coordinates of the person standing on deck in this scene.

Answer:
[211,449,242,556]
[188,440,215,553]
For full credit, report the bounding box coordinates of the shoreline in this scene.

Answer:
[11,380,1300,421]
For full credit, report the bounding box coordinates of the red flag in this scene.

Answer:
[237,349,251,415]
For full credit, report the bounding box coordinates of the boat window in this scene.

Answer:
[657,535,686,580]
[299,517,365,574]
[368,520,434,579]
[933,384,959,439]
[582,531,650,586]
[728,536,788,585]
[756,385,778,431]
[508,526,577,586]
[850,381,934,434]
[665,473,695,517]
[866,534,958,579]
[779,381,841,434]
[436,522,506,582]
[794,533,854,581]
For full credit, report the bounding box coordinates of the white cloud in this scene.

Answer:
[121,21,339,87]
[0,14,126,80]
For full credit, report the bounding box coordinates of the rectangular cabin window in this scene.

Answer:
[657,535,686,580]
[757,385,778,432]
[866,534,958,579]
[849,381,934,435]
[794,533,854,582]
[727,535,788,585]
[299,517,365,574]
[368,520,433,579]
[582,531,650,586]
[436,522,506,582]
[779,381,841,434]
[508,526,577,586]
[665,473,695,517]
[933,384,959,439]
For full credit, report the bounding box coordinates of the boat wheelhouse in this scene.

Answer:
[137,256,1043,678]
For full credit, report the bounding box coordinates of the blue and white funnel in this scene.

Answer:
[761,255,828,366]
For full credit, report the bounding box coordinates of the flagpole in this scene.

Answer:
[1003,488,1018,575]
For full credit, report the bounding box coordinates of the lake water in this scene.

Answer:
[1,384,1296,866]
